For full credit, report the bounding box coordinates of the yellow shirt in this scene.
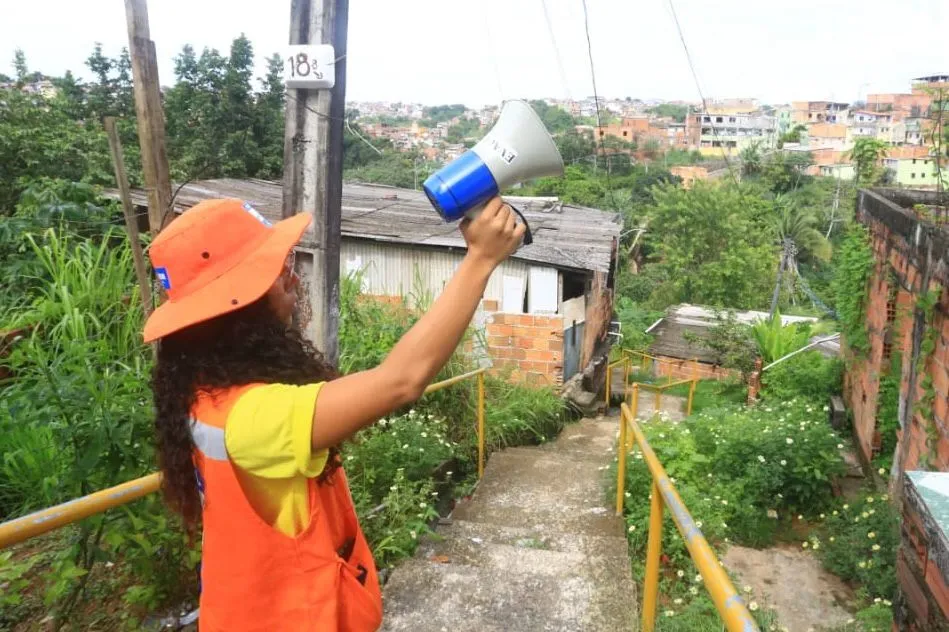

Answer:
[223,382,328,537]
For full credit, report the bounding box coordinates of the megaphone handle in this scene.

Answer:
[464,203,534,247]
[508,205,534,246]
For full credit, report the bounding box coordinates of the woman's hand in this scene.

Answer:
[460,198,526,266]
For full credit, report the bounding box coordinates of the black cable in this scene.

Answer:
[580,0,619,210]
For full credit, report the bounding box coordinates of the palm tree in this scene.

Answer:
[740,141,763,177]
[848,137,888,186]
[769,197,832,317]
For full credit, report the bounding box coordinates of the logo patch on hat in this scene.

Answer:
[242,202,273,227]
[155,266,172,290]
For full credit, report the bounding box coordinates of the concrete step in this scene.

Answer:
[381,540,637,632]
[536,417,619,460]
[452,450,624,539]
[425,519,631,561]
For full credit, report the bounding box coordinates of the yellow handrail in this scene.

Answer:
[605,353,699,416]
[0,368,488,550]
[616,402,759,632]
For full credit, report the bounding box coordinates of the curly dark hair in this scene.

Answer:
[152,297,338,530]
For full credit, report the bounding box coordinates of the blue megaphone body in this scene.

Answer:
[423,100,565,229]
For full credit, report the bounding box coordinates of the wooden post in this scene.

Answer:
[283,0,348,363]
[104,117,153,317]
[124,0,173,236]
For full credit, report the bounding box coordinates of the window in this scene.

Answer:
[715,116,723,123]
[703,116,710,123]
[911,173,916,179]
[622,130,628,137]
[912,159,917,164]
[729,117,736,123]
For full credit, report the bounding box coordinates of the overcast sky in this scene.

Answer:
[2,0,947,107]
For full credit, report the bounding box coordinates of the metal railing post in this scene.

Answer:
[629,384,639,449]
[642,480,663,632]
[477,371,486,479]
[605,362,612,408]
[687,380,697,416]
[654,386,661,415]
[615,410,628,516]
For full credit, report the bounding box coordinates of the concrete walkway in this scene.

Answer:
[381,418,637,632]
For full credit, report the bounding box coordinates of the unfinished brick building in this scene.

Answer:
[843,188,949,630]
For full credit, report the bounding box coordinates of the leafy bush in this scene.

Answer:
[817,491,899,600]
[751,312,811,364]
[831,227,874,356]
[761,351,844,403]
[666,378,747,415]
[686,311,757,378]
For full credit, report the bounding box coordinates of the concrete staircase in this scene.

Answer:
[381,418,637,632]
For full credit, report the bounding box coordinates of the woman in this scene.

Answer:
[145,197,524,631]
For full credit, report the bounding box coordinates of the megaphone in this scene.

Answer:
[423,100,565,244]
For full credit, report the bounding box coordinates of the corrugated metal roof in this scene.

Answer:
[110,179,621,273]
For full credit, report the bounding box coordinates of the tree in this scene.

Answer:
[253,53,286,179]
[13,48,28,87]
[529,100,576,134]
[762,151,813,194]
[643,182,776,309]
[740,141,763,177]
[849,137,888,186]
[769,196,832,316]
[778,124,807,147]
[221,34,258,176]
[85,43,115,120]
[646,104,690,123]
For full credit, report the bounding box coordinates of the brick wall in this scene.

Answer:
[652,355,735,381]
[484,308,564,386]
[847,188,949,632]
[846,189,949,470]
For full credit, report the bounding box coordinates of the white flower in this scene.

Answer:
[722,523,728,529]
[767,509,778,519]
[829,537,835,542]
[418,447,425,452]
[867,496,875,503]
[743,585,753,594]
[757,455,766,463]
[722,499,728,506]
[446,471,453,476]
[802,541,809,548]
[419,502,427,509]
[837,443,844,449]
[664,610,675,617]
[390,485,398,492]
[872,544,881,551]
[629,525,637,533]
[346,455,355,461]
[409,409,416,415]
[884,599,892,606]
[673,598,683,605]
[694,574,702,583]
[820,514,825,519]
[786,437,794,444]
[797,515,803,520]
[858,561,867,569]
[862,512,869,519]
[868,532,876,539]
[677,569,685,578]
[749,601,759,611]
[874,597,881,603]
[410,530,417,539]
[696,521,703,528]
[878,468,886,475]
[843,504,849,510]
[689,586,698,595]
[421,432,428,438]
[823,405,829,412]
[780,459,787,466]
[402,444,409,449]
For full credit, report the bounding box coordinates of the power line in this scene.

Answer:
[539,0,572,101]
[665,0,742,190]
[579,0,619,210]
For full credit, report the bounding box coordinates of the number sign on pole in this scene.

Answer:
[283,45,336,90]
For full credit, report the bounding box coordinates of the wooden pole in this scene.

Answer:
[104,117,153,317]
[124,0,173,236]
[283,0,348,363]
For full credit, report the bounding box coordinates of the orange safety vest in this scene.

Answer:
[189,384,383,632]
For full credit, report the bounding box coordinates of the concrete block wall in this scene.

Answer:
[652,355,736,381]
[483,300,564,386]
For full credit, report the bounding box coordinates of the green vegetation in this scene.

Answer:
[646,103,690,123]
[831,227,875,356]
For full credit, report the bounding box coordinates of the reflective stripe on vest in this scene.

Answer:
[191,417,228,461]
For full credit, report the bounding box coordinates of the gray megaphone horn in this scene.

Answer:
[423,100,565,244]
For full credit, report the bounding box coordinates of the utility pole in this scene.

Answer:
[283,0,349,364]
[124,0,173,236]
[826,174,841,239]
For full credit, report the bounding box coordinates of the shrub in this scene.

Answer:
[751,312,811,364]
[760,351,844,403]
[817,490,899,600]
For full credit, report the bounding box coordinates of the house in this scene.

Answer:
[669,161,730,189]
[805,123,850,150]
[883,155,949,189]
[804,148,855,180]
[644,304,823,381]
[843,188,949,630]
[686,110,777,156]
[791,101,851,125]
[595,117,649,144]
[112,180,622,388]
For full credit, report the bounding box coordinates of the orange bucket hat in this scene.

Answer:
[142,199,311,343]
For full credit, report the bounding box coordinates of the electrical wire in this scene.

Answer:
[665,0,742,190]
[540,0,572,101]
[579,0,619,210]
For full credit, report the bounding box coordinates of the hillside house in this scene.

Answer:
[644,304,826,381]
[115,180,622,387]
